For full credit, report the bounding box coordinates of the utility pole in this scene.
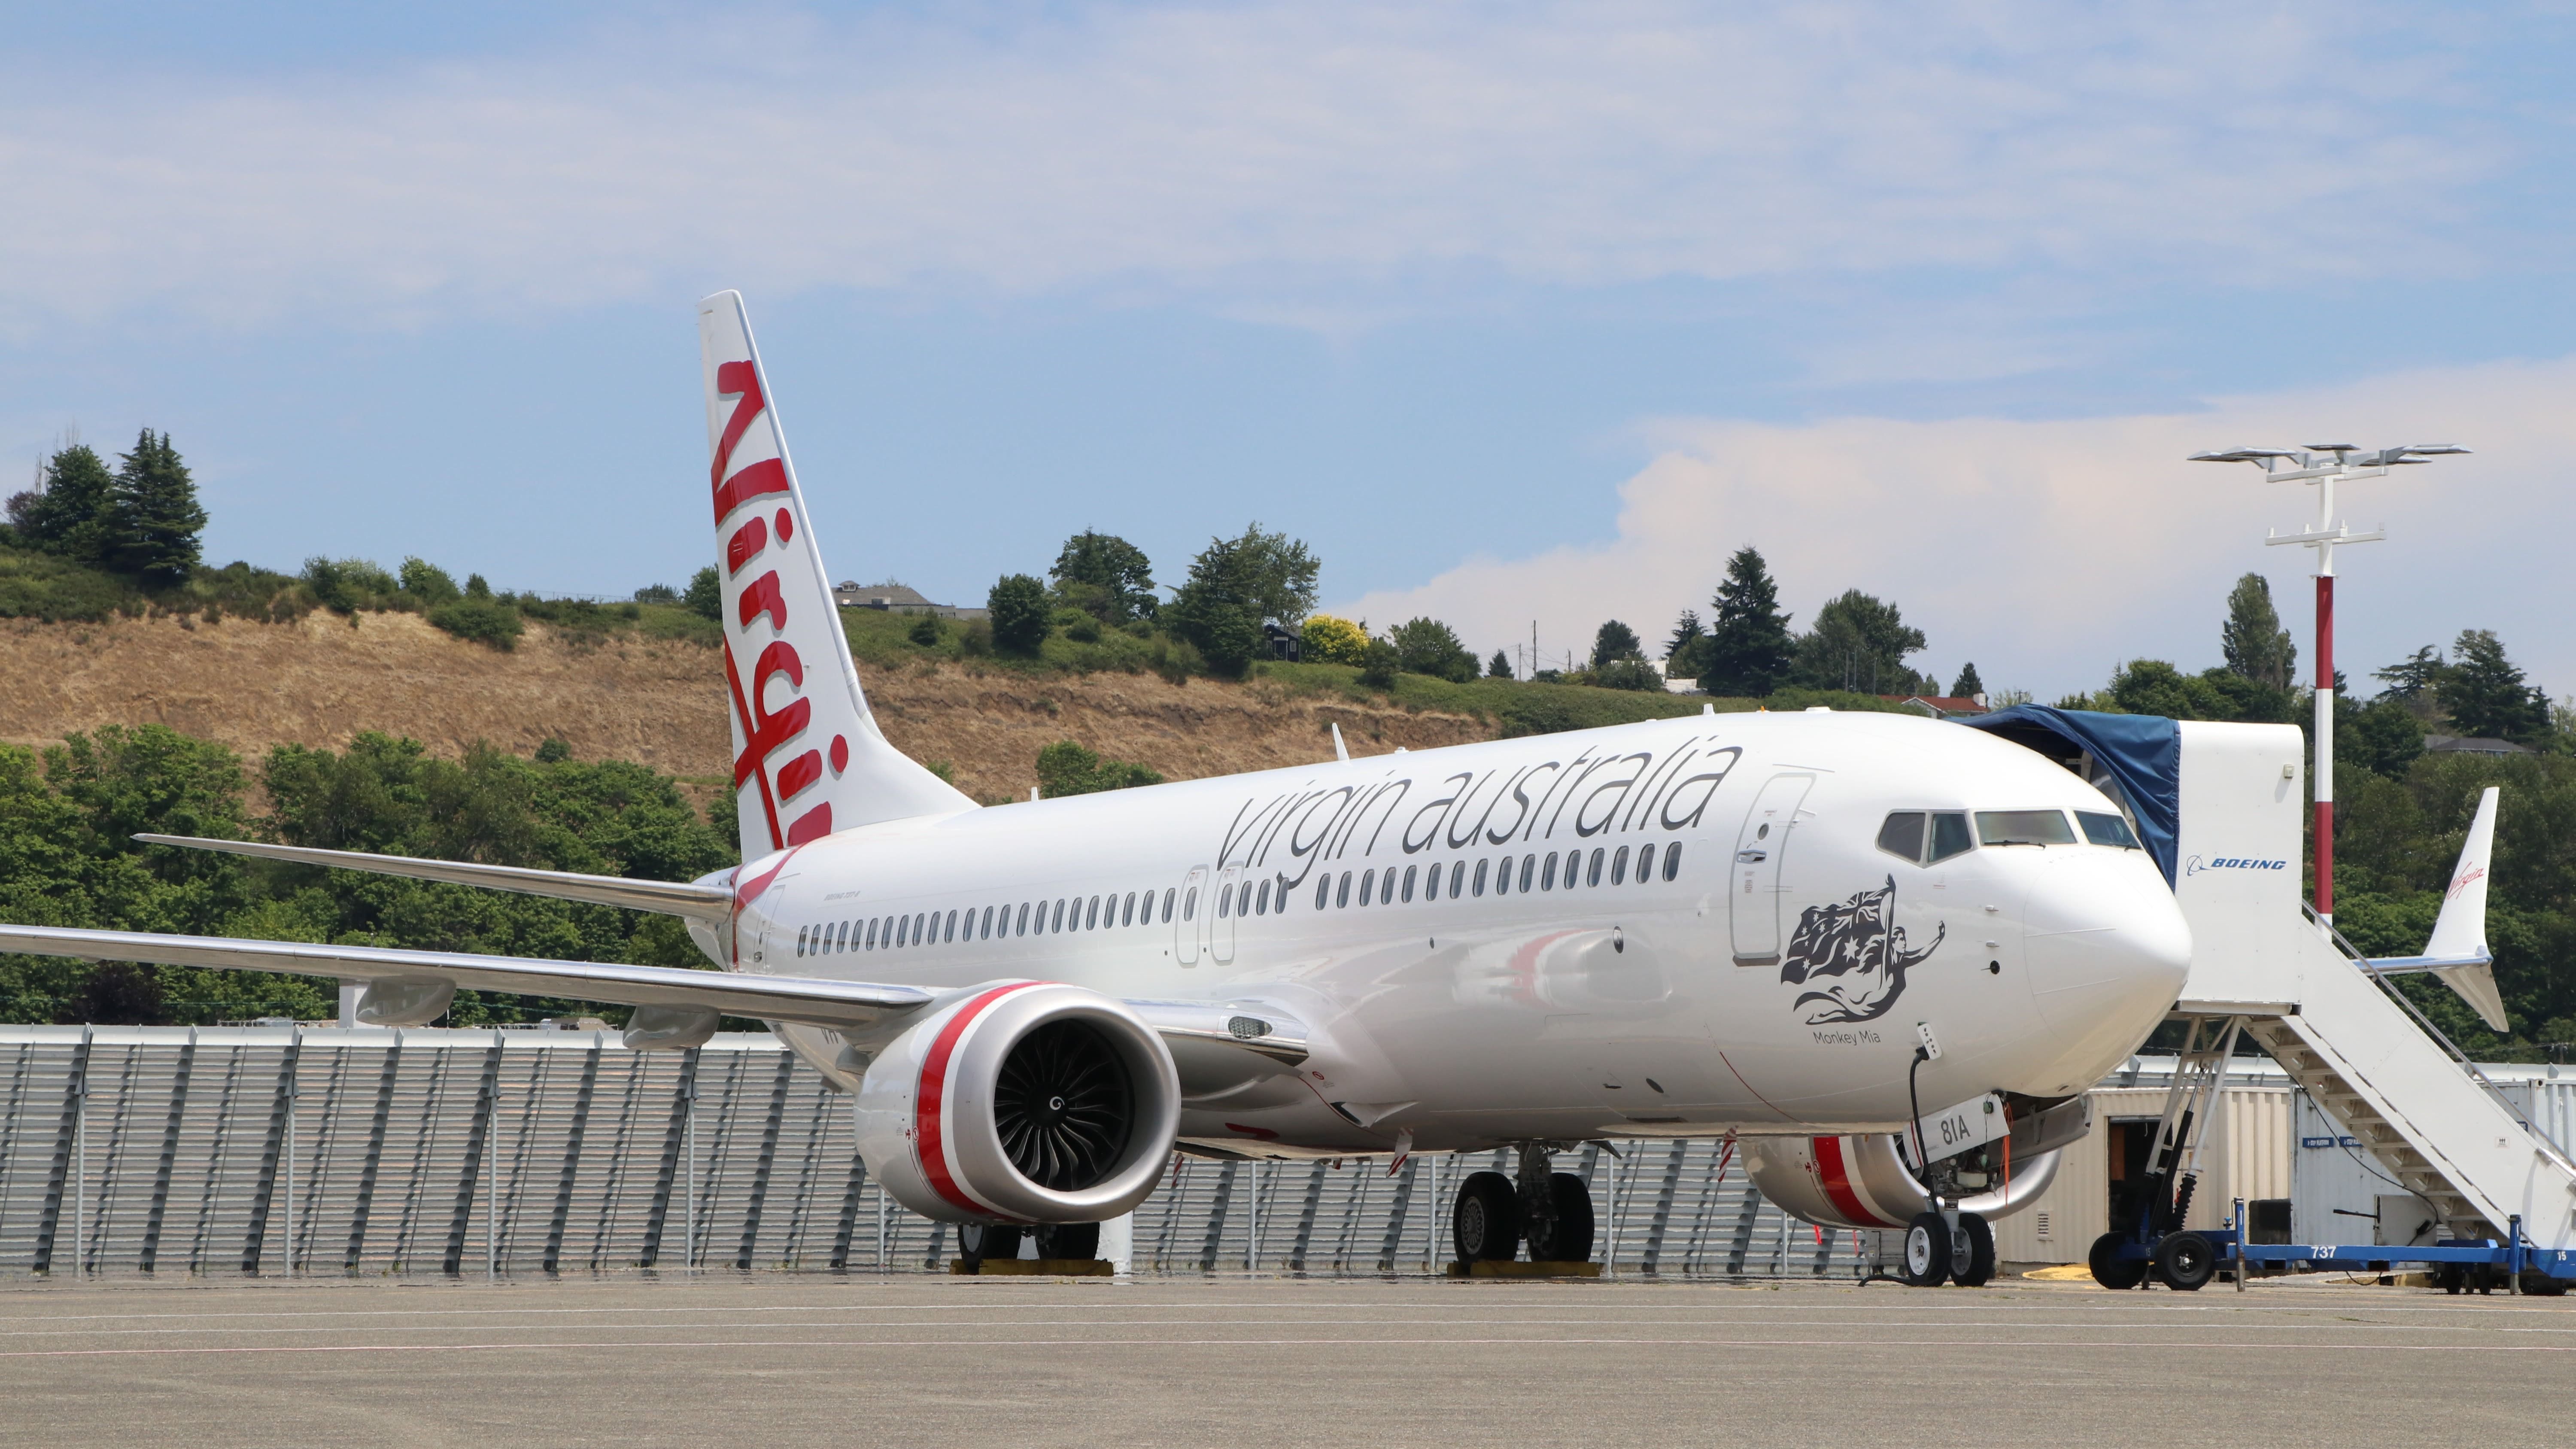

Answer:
[2190,443,2467,923]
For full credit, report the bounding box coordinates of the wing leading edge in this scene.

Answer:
[133,834,736,923]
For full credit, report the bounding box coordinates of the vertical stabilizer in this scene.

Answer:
[2426,787,2506,1031]
[698,291,975,857]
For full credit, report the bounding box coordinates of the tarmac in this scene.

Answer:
[0,1270,2566,1447]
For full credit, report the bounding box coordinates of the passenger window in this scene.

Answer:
[1337,872,1352,908]
[1449,860,1465,898]
[1182,888,1197,922]
[1088,896,1103,930]
[1350,868,1367,906]
[1519,855,1536,892]
[1929,813,1973,863]
[1976,810,2077,847]
[1473,858,1489,896]
[946,909,959,942]
[1402,864,1418,902]
[1217,887,1232,920]
[1636,843,1656,881]
[2077,811,2141,848]
[1495,857,1511,896]
[1119,892,1133,926]
[1162,887,1176,923]
[1239,882,1255,916]
[1877,812,1926,864]
[1610,846,1629,884]
[1314,875,1331,910]
[1540,853,1558,891]
[1662,843,1683,881]
[863,918,877,949]
[796,925,808,957]
[1052,899,1067,932]
[1588,848,1604,887]
[1256,880,1271,916]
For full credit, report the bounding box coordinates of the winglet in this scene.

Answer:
[2428,787,2506,1030]
[1331,722,1349,762]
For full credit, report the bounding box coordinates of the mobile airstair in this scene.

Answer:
[1970,711,2576,1290]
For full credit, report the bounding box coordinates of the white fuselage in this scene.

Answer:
[733,709,2190,1157]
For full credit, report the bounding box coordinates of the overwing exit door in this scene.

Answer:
[1731,773,1814,966]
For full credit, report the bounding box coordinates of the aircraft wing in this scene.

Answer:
[132,834,736,923]
[0,925,1311,1078]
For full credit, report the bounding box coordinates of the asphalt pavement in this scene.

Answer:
[0,1270,2563,1447]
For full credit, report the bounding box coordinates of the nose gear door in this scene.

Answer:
[1731,773,1815,966]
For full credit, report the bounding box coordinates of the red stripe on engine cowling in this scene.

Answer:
[1813,1136,1903,1228]
[916,984,1042,1217]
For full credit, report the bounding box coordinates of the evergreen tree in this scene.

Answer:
[109,431,208,585]
[2220,572,2297,690]
[1699,546,1795,697]
[1950,662,1983,698]
[1591,619,1644,670]
[12,443,119,564]
[1789,589,1925,694]
[2373,645,2448,719]
[1488,649,1513,679]
[987,573,1051,656]
[2440,629,2550,743]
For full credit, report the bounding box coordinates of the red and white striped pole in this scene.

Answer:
[2313,568,2335,920]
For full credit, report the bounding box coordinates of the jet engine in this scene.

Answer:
[1744,1096,2090,1230]
[853,980,1182,1225]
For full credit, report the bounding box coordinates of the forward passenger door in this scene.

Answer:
[1731,773,1815,966]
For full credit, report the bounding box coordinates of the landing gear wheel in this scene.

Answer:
[1952,1212,1996,1287]
[2087,1232,2149,1290]
[1525,1173,1595,1262]
[1901,1212,1952,1287]
[958,1223,1023,1270]
[1035,1222,1100,1261]
[2152,1231,2216,1292]
[1453,1170,1523,1262]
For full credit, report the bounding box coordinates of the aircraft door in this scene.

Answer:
[1176,866,1207,966]
[1731,773,1815,966]
[1212,866,1239,963]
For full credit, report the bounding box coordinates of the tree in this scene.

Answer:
[987,573,1051,655]
[2441,629,2550,743]
[1790,589,1926,694]
[1166,526,1316,676]
[1035,741,1163,797]
[2347,698,2426,777]
[1048,531,1157,624]
[1300,614,1370,665]
[110,430,207,585]
[2374,645,2448,712]
[11,443,119,565]
[402,558,462,605]
[1665,609,1709,680]
[1699,547,1796,697]
[1357,638,1400,690]
[1488,649,1513,679]
[684,567,721,620]
[2220,572,2297,690]
[1950,662,1983,698]
[1389,618,1478,683]
[1593,658,1665,692]
[1591,620,1644,671]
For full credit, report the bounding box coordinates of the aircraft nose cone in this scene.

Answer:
[2019,851,2192,1092]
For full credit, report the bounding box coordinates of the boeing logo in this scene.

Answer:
[2184,854,2289,877]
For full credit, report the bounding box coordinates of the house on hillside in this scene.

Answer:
[1884,693,1992,719]
[2424,734,2534,757]
[830,580,990,621]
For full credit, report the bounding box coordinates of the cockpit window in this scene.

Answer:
[1928,813,1974,863]
[1877,812,1925,863]
[2077,811,2141,848]
[1976,809,2077,847]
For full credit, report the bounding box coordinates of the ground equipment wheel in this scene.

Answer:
[1525,1173,1595,1262]
[1900,1212,1952,1287]
[1952,1212,1996,1287]
[2087,1232,2149,1290]
[1453,1170,1523,1261]
[958,1223,1024,1269]
[2437,1265,2463,1295]
[2152,1231,2216,1292]
[1036,1222,1100,1261]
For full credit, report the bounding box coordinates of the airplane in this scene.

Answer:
[0,292,2193,1285]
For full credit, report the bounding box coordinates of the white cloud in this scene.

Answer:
[0,0,2502,325]
[1336,356,2576,699]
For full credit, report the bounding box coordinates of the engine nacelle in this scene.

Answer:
[1746,1095,2092,1230]
[854,980,1181,1225]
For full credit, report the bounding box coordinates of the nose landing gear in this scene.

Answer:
[1899,1210,1995,1287]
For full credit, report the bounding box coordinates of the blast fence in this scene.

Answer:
[0,1026,1879,1279]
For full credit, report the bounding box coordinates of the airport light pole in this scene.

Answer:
[2188,444,2469,923]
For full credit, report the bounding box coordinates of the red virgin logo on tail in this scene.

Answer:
[711,359,843,852]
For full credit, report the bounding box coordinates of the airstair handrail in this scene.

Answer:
[2307,902,2576,1168]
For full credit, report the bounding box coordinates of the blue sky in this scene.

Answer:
[6,1,2574,700]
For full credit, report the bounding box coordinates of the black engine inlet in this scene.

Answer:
[993,1020,1135,1191]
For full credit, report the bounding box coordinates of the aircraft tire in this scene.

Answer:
[1453,1171,1523,1261]
[1036,1222,1100,1261]
[958,1223,1024,1269]
[1525,1173,1595,1262]
[2087,1232,2149,1290]
[1953,1212,1996,1287]
[2152,1231,2216,1292]
[1901,1212,1951,1287]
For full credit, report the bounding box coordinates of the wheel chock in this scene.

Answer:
[951,1258,1116,1276]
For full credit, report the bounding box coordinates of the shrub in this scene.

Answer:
[1358,639,1400,690]
[399,557,462,606]
[907,614,945,647]
[427,597,524,650]
[1389,617,1478,682]
[1594,658,1666,692]
[1036,740,1164,797]
[988,573,1051,654]
[1301,614,1370,665]
[302,557,397,614]
[632,583,680,605]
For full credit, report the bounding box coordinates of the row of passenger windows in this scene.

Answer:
[1875,808,2141,866]
[795,885,1189,959]
[1311,840,1680,914]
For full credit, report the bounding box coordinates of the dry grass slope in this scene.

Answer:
[0,613,1497,804]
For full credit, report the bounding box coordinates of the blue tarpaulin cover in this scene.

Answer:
[1961,705,2182,885]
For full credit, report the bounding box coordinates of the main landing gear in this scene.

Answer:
[1899,1210,1996,1288]
[957,1221,1101,1270]
[1452,1145,1598,1265]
